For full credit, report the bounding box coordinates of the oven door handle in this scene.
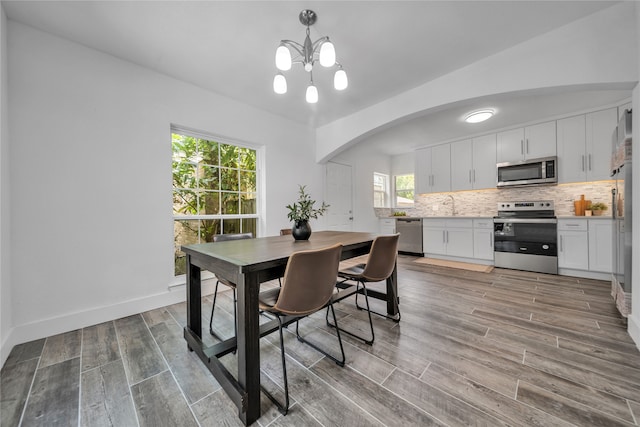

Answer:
[493,218,557,224]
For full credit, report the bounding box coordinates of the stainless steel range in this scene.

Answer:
[493,200,558,274]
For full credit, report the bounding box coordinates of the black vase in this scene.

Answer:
[292,220,312,240]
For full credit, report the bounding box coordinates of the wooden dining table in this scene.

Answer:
[181,230,399,425]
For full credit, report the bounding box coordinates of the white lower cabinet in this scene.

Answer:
[379,218,396,234]
[558,220,589,270]
[423,219,474,259]
[588,220,612,272]
[558,219,612,274]
[473,219,494,261]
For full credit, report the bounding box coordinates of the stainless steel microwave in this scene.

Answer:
[497,156,557,188]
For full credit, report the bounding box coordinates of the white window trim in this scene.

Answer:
[171,125,265,282]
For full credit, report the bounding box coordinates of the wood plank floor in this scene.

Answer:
[2,255,640,426]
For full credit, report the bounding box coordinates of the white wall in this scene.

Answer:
[391,153,414,176]
[1,21,323,364]
[330,144,391,234]
[317,2,638,162]
[0,4,11,364]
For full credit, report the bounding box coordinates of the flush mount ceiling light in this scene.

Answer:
[273,9,348,104]
[464,109,495,123]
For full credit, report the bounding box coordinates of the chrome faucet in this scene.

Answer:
[444,194,456,216]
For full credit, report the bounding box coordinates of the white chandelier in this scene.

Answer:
[273,9,348,104]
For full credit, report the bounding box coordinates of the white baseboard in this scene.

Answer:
[1,279,216,367]
[629,312,640,352]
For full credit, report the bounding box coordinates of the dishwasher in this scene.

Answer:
[395,217,423,254]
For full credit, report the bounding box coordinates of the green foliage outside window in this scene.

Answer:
[172,133,257,275]
[395,174,414,207]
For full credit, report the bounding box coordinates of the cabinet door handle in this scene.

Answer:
[560,236,563,252]
[526,139,529,154]
[469,170,472,183]
[489,233,493,247]
[442,230,446,244]
[581,155,585,172]
[588,154,592,171]
[473,169,476,183]
[520,139,524,155]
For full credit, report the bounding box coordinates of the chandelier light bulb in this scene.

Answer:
[275,44,292,71]
[319,41,336,67]
[306,84,318,103]
[334,69,348,90]
[273,73,287,94]
[304,62,313,72]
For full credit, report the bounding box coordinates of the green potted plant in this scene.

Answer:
[286,185,329,240]
[589,202,608,216]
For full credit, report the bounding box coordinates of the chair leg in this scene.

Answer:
[209,282,239,354]
[355,276,402,323]
[260,315,289,415]
[296,304,346,366]
[209,280,222,339]
[327,281,375,345]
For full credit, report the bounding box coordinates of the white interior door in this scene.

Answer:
[325,162,353,231]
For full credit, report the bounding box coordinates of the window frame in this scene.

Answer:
[373,172,390,208]
[394,174,415,208]
[171,125,264,279]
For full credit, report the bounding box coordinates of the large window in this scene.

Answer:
[395,174,415,208]
[373,173,389,208]
[172,131,258,275]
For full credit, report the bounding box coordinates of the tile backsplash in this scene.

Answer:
[377,181,616,217]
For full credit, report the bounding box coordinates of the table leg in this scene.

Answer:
[386,261,399,316]
[236,272,261,425]
[186,254,202,348]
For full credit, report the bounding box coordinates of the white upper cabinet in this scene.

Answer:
[451,134,497,191]
[585,108,617,181]
[472,134,498,189]
[450,139,473,191]
[557,107,617,183]
[557,114,587,183]
[415,144,451,194]
[414,147,431,194]
[497,121,556,163]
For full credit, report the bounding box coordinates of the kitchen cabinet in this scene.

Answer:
[497,121,556,163]
[379,218,396,234]
[423,219,473,258]
[585,108,617,181]
[588,219,612,273]
[557,108,617,183]
[557,218,613,274]
[558,220,589,270]
[415,144,451,194]
[473,219,494,260]
[451,134,497,191]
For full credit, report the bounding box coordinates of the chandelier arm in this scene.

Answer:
[280,40,305,58]
[311,36,330,52]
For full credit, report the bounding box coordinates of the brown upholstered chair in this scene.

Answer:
[208,232,253,341]
[329,234,400,345]
[258,243,345,415]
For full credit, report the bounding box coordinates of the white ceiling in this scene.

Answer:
[2,1,633,155]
